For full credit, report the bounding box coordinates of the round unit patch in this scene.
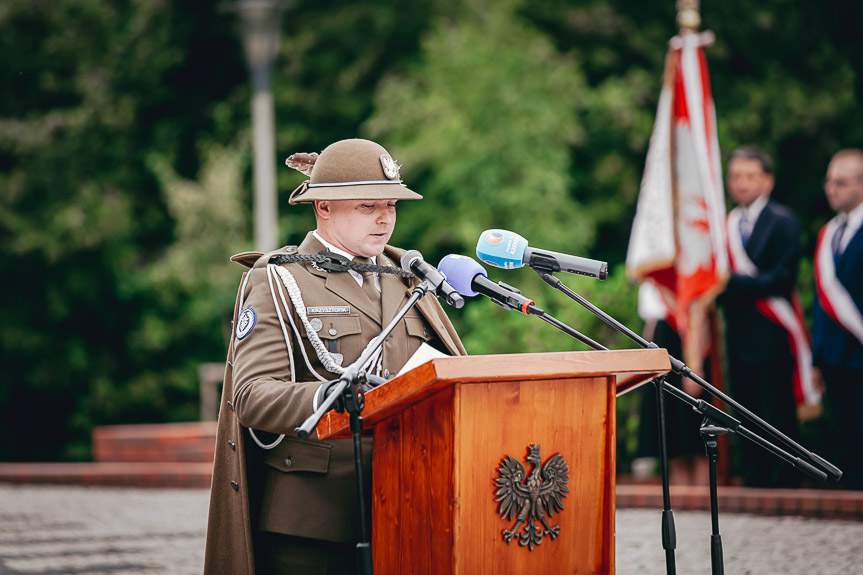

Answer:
[236,307,257,340]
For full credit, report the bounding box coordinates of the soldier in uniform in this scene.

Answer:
[204,138,466,574]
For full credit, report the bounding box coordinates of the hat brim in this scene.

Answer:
[289,181,423,204]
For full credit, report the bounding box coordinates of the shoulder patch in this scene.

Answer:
[236,307,257,340]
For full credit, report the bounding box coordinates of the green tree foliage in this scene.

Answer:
[362,0,635,357]
[1,0,862,465]
[272,0,453,247]
[0,0,247,460]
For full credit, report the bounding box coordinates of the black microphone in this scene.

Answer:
[476,229,608,280]
[437,254,542,316]
[400,250,465,308]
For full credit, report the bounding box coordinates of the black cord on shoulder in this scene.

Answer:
[269,250,413,277]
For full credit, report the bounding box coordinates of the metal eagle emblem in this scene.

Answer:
[494,443,570,550]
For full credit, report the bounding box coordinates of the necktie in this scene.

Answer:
[832,219,848,260]
[354,257,381,307]
[739,214,752,246]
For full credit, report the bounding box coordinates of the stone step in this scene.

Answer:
[0,461,213,488]
[615,483,863,521]
[92,421,217,463]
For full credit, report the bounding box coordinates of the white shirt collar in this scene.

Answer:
[838,200,863,251]
[312,230,376,264]
[312,230,379,289]
[739,193,769,222]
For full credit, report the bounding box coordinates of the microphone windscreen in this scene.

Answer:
[400,249,422,273]
[476,229,528,269]
[437,255,486,297]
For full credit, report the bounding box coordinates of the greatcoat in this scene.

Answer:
[204,232,466,574]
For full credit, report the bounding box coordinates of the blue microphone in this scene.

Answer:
[437,254,541,315]
[476,229,608,280]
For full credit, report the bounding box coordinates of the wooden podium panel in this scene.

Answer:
[317,349,670,574]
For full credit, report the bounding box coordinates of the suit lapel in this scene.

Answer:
[836,224,863,274]
[325,271,382,324]
[298,233,382,324]
[380,245,464,356]
[745,202,775,264]
[379,254,410,326]
[415,294,462,355]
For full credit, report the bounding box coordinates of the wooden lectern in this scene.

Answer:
[317,349,670,575]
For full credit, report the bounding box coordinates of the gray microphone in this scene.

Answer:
[400,250,465,308]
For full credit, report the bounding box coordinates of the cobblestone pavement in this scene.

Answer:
[1,485,861,574]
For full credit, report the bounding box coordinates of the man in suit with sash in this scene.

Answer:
[204,139,466,573]
[720,145,811,488]
[813,148,863,490]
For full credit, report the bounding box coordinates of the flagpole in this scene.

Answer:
[676,0,733,488]
[677,3,730,573]
[676,0,701,34]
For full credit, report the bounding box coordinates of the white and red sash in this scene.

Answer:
[726,210,820,406]
[814,218,863,348]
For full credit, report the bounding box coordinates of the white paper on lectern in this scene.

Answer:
[396,342,450,377]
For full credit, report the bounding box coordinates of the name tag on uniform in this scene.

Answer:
[307,306,351,315]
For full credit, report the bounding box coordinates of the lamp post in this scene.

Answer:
[231,0,286,252]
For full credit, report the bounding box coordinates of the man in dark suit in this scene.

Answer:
[204,139,466,574]
[813,148,863,490]
[720,145,803,488]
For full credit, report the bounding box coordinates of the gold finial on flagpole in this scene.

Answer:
[677,0,701,33]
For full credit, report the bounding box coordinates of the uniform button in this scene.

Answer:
[423,329,430,337]
[286,246,296,254]
[384,336,390,342]
[227,401,234,411]
[228,440,236,451]
[329,328,337,336]
[384,369,391,379]
[283,458,292,468]
[230,481,239,491]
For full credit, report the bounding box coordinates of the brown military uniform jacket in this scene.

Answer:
[204,233,466,574]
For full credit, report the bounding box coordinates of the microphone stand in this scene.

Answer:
[532,269,842,481]
[296,279,437,575]
[528,268,839,575]
[516,300,829,575]
[528,306,680,572]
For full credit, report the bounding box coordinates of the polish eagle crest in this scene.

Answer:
[494,443,570,550]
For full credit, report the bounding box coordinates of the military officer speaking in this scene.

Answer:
[204,139,466,574]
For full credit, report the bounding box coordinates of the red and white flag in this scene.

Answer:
[626,32,729,370]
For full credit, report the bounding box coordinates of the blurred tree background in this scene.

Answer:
[1,0,861,470]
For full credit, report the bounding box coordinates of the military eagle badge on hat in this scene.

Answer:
[380,154,399,179]
[285,138,422,204]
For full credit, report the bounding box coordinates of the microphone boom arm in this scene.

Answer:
[533,269,842,481]
[523,289,827,482]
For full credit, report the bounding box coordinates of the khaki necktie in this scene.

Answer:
[354,257,381,308]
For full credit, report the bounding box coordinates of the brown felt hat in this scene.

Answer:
[286,139,423,204]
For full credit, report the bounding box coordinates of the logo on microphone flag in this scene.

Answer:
[625,32,728,370]
[485,231,504,246]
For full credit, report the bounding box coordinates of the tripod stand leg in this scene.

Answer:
[701,423,727,575]
[654,377,677,575]
[350,412,374,575]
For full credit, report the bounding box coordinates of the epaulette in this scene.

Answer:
[230,246,299,269]
[230,251,263,269]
